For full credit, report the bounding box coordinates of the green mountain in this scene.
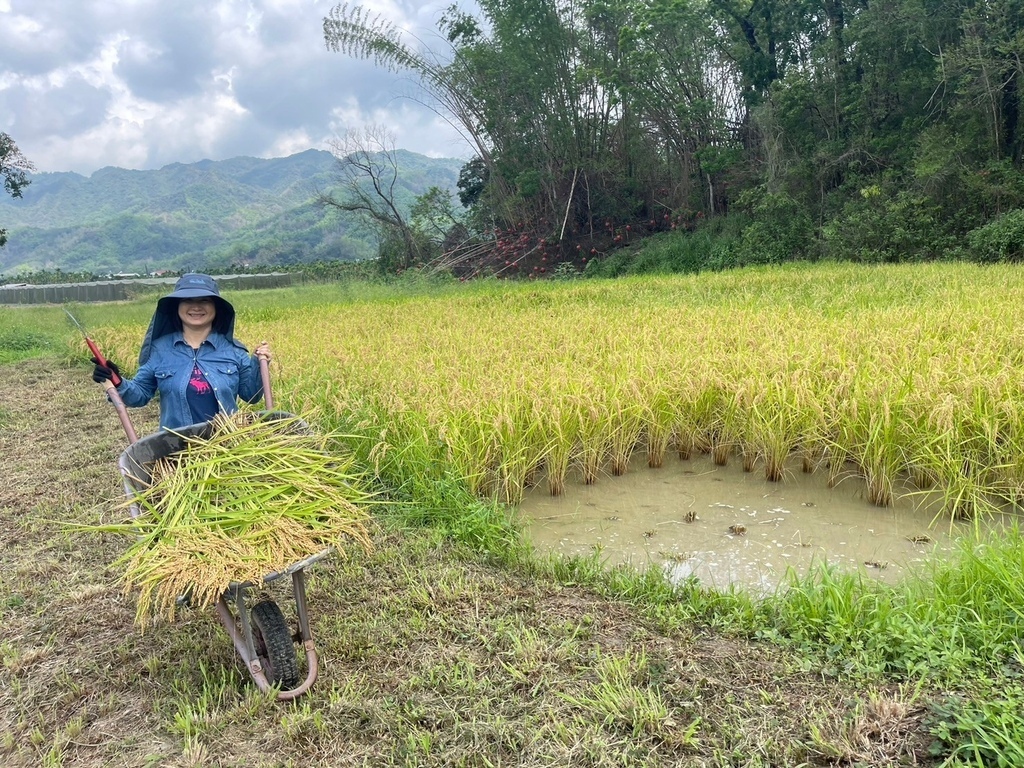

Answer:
[0,149,465,275]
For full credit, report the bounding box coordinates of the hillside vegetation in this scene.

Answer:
[322,0,1024,275]
[0,149,463,276]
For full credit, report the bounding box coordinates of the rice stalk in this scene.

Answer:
[99,413,377,626]
[607,387,645,477]
[642,384,677,469]
[540,403,577,496]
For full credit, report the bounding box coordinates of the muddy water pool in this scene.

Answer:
[518,454,1005,594]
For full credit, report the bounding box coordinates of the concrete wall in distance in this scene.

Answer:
[0,273,295,305]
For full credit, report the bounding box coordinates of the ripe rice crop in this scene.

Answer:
[94,263,1024,518]
[93,413,375,625]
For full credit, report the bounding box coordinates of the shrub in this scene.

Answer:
[822,187,952,262]
[735,188,815,264]
[966,208,1024,263]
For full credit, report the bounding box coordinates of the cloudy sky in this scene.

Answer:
[0,0,473,176]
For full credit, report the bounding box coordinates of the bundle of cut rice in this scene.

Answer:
[108,413,375,625]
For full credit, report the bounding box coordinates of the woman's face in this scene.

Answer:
[178,297,216,332]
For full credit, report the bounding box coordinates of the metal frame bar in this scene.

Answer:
[213,570,321,700]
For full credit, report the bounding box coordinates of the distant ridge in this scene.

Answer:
[0,149,464,275]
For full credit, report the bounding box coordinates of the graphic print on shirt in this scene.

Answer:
[186,361,219,424]
[190,363,212,395]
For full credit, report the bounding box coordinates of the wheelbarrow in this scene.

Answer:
[104,357,326,700]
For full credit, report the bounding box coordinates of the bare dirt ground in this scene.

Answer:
[0,360,939,767]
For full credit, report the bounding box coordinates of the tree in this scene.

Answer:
[325,1,646,232]
[941,0,1024,167]
[597,0,747,214]
[324,0,1024,270]
[1,133,34,248]
[323,4,493,165]
[411,186,461,243]
[316,126,426,272]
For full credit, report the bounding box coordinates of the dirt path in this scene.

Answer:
[0,360,935,767]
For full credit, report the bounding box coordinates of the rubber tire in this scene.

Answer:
[250,599,300,691]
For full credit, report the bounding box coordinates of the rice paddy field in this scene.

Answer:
[4,261,1024,766]
[98,261,1024,518]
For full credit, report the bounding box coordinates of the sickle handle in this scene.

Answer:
[87,337,122,386]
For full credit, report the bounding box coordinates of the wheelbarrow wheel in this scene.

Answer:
[250,599,300,690]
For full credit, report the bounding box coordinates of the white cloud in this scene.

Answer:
[6,11,40,34]
[266,128,317,159]
[325,97,466,158]
[1,0,472,174]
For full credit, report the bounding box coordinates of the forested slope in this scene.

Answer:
[325,0,1024,271]
[0,149,463,275]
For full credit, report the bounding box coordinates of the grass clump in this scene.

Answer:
[0,308,62,363]
[95,412,377,625]
[758,528,1024,684]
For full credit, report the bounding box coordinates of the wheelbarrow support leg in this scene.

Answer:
[280,569,319,700]
[214,573,320,701]
[215,589,274,693]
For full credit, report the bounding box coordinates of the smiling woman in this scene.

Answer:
[90,273,272,429]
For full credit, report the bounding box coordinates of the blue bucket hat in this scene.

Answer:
[164,273,222,300]
[138,274,238,365]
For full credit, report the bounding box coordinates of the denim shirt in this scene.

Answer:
[114,332,263,429]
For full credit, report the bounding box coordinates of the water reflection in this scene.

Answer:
[517,453,1002,594]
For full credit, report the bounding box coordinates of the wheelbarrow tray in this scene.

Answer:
[116,410,326,699]
[118,410,304,519]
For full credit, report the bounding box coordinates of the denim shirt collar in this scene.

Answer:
[171,332,227,351]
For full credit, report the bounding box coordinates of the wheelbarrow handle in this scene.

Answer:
[259,355,274,411]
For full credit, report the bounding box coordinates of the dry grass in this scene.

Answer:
[1,359,938,767]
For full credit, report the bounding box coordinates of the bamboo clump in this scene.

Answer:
[112,413,375,626]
